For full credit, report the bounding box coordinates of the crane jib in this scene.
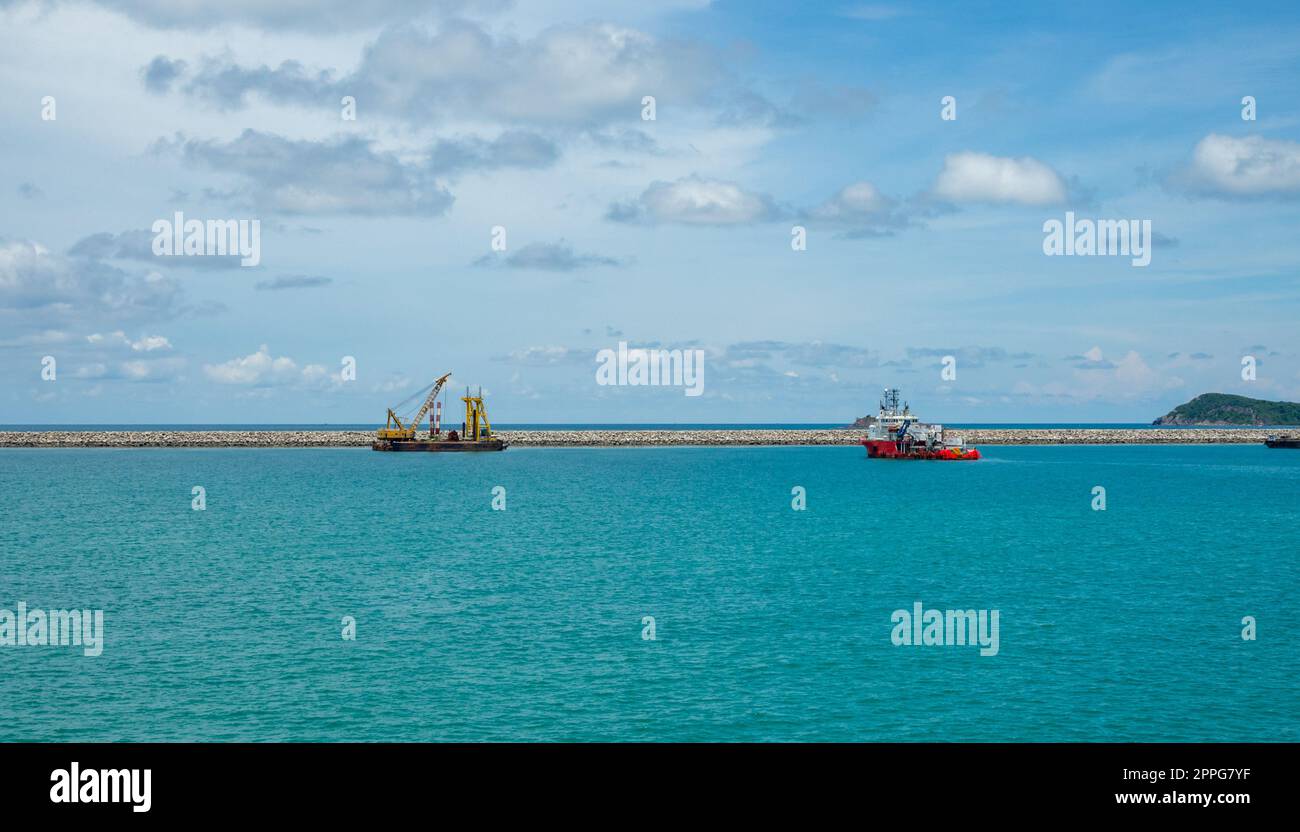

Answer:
[408,374,451,431]
[382,372,452,437]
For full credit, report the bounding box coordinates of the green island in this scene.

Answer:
[1153,393,1300,426]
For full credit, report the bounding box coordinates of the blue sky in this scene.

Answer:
[2,0,1298,423]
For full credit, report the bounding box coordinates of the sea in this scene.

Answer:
[0,443,1295,741]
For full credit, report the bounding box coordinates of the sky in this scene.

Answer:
[2,0,1299,424]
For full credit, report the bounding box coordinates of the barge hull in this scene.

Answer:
[372,439,506,452]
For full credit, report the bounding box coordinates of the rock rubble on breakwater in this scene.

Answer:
[0,428,1283,448]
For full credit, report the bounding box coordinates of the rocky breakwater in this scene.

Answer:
[498,428,863,446]
[502,428,1276,446]
[0,429,864,448]
[960,428,1277,445]
[0,430,375,448]
[0,427,1280,447]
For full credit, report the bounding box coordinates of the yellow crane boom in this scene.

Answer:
[377,372,451,440]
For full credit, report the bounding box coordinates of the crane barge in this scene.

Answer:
[372,371,506,452]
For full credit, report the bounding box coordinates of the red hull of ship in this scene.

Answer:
[862,439,980,460]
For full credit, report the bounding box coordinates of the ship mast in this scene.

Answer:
[880,387,901,415]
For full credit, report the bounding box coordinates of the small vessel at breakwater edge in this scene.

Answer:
[861,389,980,460]
[1264,434,1300,449]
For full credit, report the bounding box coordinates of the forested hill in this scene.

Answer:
[1153,393,1300,425]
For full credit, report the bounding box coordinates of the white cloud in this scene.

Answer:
[159,130,456,217]
[813,181,892,218]
[170,20,718,130]
[1013,350,1184,403]
[86,331,172,351]
[807,180,910,235]
[70,0,506,33]
[74,363,109,379]
[1176,133,1300,198]
[372,375,413,394]
[0,329,72,348]
[1046,351,1182,400]
[119,357,185,381]
[133,334,172,351]
[608,175,782,225]
[0,240,183,324]
[72,356,185,382]
[203,344,330,387]
[1105,350,1182,396]
[931,151,1068,205]
[473,240,625,271]
[497,345,590,365]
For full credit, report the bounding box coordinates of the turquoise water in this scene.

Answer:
[0,444,1296,742]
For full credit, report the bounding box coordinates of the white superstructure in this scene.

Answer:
[864,388,968,451]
